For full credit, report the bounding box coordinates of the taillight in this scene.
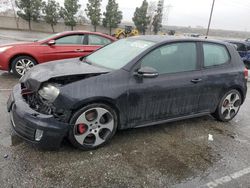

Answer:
[244,68,248,80]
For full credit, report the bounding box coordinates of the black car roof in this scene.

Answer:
[129,35,228,45]
[225,40,249,45]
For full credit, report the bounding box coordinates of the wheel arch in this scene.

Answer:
[221,85,245,104]
[212,85,245,122]
[71,97,122,129]
[9,53,38,71]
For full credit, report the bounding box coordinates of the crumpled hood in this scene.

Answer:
[20,58,110,91]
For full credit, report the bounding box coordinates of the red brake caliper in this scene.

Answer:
[77,123,87,134]
[223,100,229,107]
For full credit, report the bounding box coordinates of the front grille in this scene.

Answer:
[12,110,36,140]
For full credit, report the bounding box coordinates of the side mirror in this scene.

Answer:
[135,66,159,78]
[47,40,56,45]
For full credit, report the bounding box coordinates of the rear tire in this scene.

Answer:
[212,89,242,122]
[68,103,118,150]
[11,55,37,77]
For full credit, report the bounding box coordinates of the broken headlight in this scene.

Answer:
[38,84,60,102]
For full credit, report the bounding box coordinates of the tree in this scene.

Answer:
[60,0,81,31]
[103,0,122,35]
[162,4,172,26]
[147,1,157,34]
[42,0,61,32]
[85,0,102,32]
[76,10,89,25]
[16,0,42,30]
[152,0,164,34]
[10,0,19,29]
[132,0,150,35]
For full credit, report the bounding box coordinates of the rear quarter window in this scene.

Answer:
[88,35,112,45]
[203,43,230,67]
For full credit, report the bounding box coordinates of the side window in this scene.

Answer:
[203,43,230,67]
[55,35,84,45]
[140,42,197,74]
[88,35,112,45]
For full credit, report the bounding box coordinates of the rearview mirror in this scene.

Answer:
[47,40,55,45]
[135,66,159,78]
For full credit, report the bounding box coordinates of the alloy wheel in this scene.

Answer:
[73,107,115,147]
[221,92,241,120]
[15,58,35,76]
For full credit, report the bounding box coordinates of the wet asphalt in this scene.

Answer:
[1,38,250,188]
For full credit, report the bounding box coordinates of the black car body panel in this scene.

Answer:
[8,85,68,149]
[199,45,247,112]
[8,36,248,149]
[20,58,110,91]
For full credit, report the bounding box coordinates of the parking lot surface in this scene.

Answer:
[1,37,250,188]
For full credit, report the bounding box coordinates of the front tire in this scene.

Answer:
[212,89,242,122]
[68,103,118,150]
[11,55,37,77]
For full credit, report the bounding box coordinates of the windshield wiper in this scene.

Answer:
[79,56,85,61]
[79,56,92,65]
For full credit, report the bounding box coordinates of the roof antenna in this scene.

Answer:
[205,0,216,39]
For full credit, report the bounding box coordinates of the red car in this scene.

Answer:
[0,31,116,77]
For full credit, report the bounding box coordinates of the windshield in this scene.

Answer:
[37,33,61,42]
[85,38,156,70]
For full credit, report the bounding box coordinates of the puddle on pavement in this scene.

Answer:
[210,126,237,140]
[111,127,222,185]
[0,135,23,147]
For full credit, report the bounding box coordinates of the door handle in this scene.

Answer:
[75,49,84,52]
[191,78,202,83]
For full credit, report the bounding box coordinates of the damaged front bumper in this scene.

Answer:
[7,84,69,149]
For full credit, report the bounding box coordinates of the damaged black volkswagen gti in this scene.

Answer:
[7,36,248,150]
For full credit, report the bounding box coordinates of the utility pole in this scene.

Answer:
[205,0,216,38]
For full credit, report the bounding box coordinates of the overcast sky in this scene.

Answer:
[80,0,250,32]
[1,0,250,31]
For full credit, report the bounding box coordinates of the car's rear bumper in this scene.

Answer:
[7,84,69,149]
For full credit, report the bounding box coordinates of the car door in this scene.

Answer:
[126,42,204,127]
[39,34,89,62]
[198,42,233,112]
